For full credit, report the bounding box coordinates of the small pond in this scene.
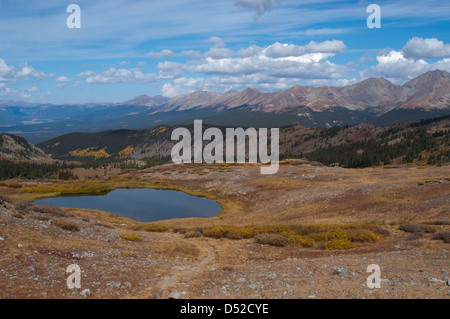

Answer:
[34,188,222,222]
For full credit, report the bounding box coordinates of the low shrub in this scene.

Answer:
[348,230,380,243]
[34,205,67,217]
[399,224,436,233]
[172,227,188,234]
[119,233,142,242]
[406,233,424,241]
[254,233,289,247]
[131,223,168,232]
[184,231,202,238]
[431,231,450,241]
[322,239,354,250]
[424,221,450,226]
[202,226,227,239]
[373,228,390,237]
[11,212,25,219]
[225,227,256,240]
[308,229,349,242]
[54,219,80,232]
[288,235,315,247]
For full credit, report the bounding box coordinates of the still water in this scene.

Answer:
[34,188,222,222]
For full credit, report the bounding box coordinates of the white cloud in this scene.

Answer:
[161,82,179,98]
[0,59,16,81]
[158,39,349,81]
[56,76,70,83]
[16,63,47,80]
[119,61,131,66]
[0,58,49,81]
[204,37,234,59]
[402,37,450,59]
[370,49,450,82]
[146,49,174,59]
[155,38,353,95]
[80,67,159,84]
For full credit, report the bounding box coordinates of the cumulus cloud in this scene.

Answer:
[146,49,174,59]
[402,37,450,59]
[157,38,351,95]
[16,63,48,80]
[0,59,49,81]
[79,67,159,84]
[204,37,234,59]
[158,39,349,81]
[234,0,280,16]
[370,49,450,82]
[0,59,16,81]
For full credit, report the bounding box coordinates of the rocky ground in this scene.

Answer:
[0,161,449,299]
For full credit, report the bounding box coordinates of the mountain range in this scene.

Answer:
[1,70,449,144]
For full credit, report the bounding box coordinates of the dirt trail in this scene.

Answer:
[127,236,217,299]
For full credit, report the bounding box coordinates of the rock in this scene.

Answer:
[333,267,348,275]
[169,291,181,299]
[122,282,132,289]
[428,277,444,283]
[80,289,91,297]
[107,281,121,288]
[18,244,23,248]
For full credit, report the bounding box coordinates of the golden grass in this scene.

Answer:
[119,233,143,242]
[131,223,168,232]
[199,223,386,250]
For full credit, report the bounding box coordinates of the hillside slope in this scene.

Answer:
[0,133,53,162]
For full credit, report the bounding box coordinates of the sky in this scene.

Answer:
[0,0,450,104]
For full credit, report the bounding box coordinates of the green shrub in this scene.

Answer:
[254,233,289,247]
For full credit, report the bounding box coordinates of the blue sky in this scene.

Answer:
[0,0,450,104]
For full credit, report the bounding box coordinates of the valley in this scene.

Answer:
[0,160,449,299]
